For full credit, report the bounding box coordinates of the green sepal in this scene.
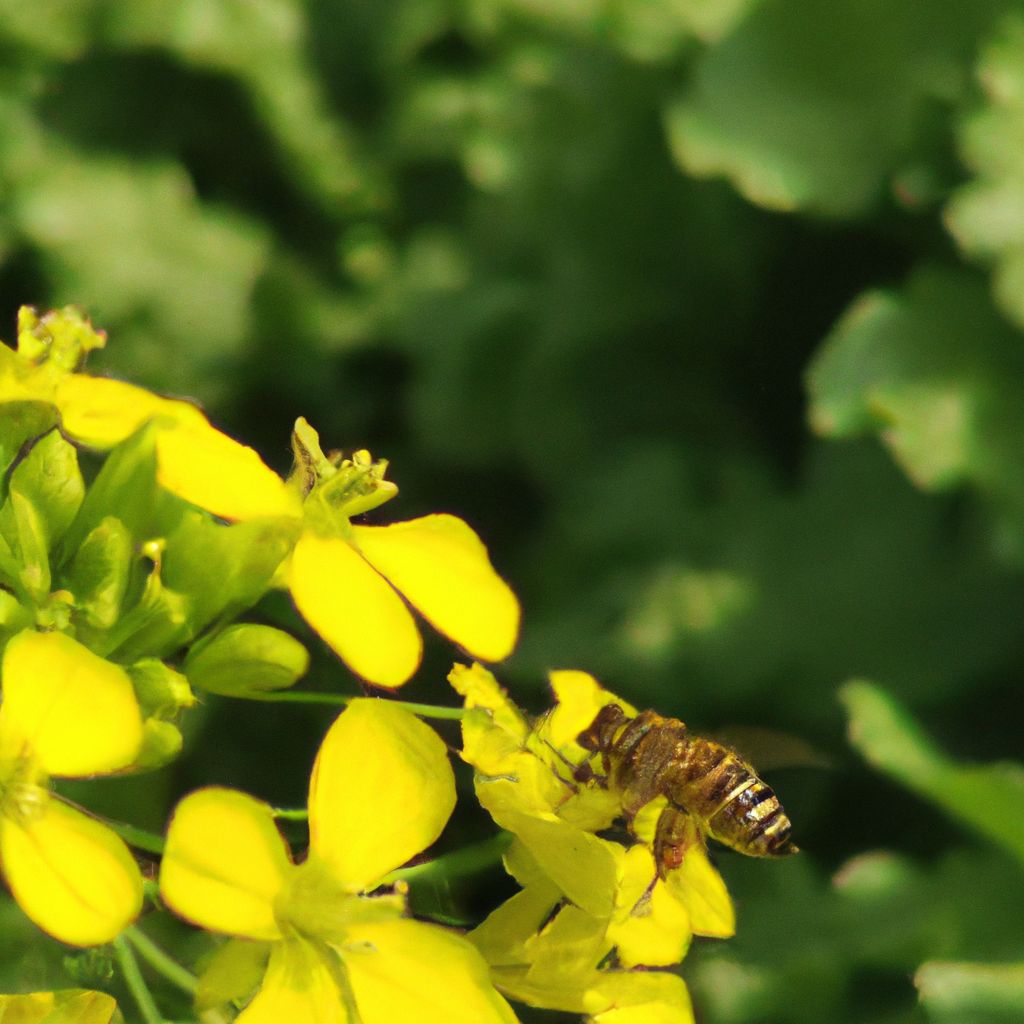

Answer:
[61,516,133,632]
[124,659,195,771]
[127,658,196,718]
[0,401,58,484]
[184,623,309,696]
[133,717,185,771]
[160,511,300,636]
[98,542,192,662]
[0,589,32,644]
[194,938,271,1012]
[59,422,166,560]
[8,429,85,551]
[0,489,52,601]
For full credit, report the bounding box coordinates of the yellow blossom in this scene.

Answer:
[159,699,519,1024]
[449,664,734,1019]
[264,420,519,688]
[0,306,297,522]
[1,308,518,686]
[0,630,144,946]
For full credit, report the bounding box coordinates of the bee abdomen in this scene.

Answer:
[707,779,797,857]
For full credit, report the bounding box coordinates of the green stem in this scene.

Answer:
[104,819,166,855]
[384,832,513,885]
[272,807,309,821]
[125,925,198,996]
[239,691,466,720]
[113,934,163,1024]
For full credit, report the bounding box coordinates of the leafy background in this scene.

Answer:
[3,1,1024,1021]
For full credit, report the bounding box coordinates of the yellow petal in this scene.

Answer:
[481,808,618,919]
[155,421,300,522]
[196,938,272,1011]
[523,904,613,988]
[288,533,422,688]
[448,663,530,744]
[160,788,293,940]
[339,919,518,1024]
[587,972,696,1024]
[53,374,205,448]
[664,820,735,939]
[544,670,638,752]
[308,700,455,891]
[236,938,349,1024]
[0,798,142,946]
[351,515,519,663]
[470,879,562,967]
[608,848,691,968]
[1,630,142,776]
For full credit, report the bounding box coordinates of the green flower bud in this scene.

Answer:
[185,624,309,697]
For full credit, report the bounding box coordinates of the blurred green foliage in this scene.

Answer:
[2,1,1024,1021]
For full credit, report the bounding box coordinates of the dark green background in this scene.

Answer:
[3,1,1024,1021]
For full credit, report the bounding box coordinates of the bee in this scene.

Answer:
[575,704,797,874]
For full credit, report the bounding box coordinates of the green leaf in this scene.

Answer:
[916,962,1024,1024]
[12,157,270,401]
[946,15,1024,330]
[665,0,1006,216]
[841,680,1024,867]
[61,516,133,631]
[184,623,309,696]
[806,267,1024,545]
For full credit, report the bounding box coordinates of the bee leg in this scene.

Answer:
[653,804,695,878]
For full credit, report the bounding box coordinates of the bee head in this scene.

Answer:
[576,703,628,753]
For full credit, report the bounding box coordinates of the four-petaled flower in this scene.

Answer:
[0,630,144,945]
[159,699,519,1024]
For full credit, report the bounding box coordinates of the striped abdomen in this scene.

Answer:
[673,739,796,857]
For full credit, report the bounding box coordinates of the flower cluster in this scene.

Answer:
[0,306,761,1024]
[450,664,736,1023]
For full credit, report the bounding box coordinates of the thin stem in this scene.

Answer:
[237,691,466,720]
[384,831,513,885]
[113,934,163,1024]
[104,819,165,855]
[272,807,309,821]
[125,925,198,996]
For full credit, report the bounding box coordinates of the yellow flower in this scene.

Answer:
[0,305,297,522]
[159,699,519,1024]
[0,630,144,945]
[449,664,734,1020]
[258,419,519,688]
[2,308,518,687]
[0,989,119,1024]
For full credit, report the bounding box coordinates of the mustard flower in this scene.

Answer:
[0,630,144,945]
[161,415,519,688]
[2,308,519,687]
[449,664,735,1022]
[0,305,297,522]
[159,699,519,1024]
[0,989,118,1023]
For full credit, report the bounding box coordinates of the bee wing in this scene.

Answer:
[709,725,833,772]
